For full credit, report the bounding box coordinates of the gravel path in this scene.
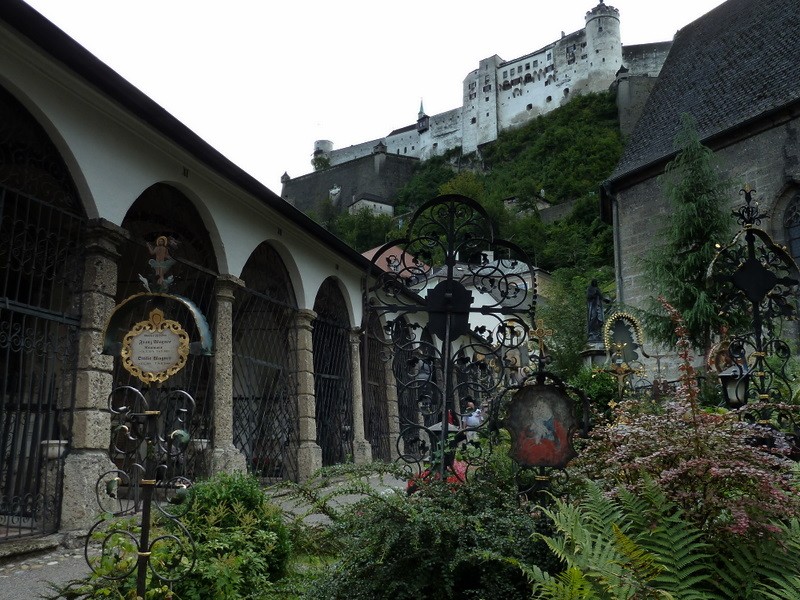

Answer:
[0,545,92,600]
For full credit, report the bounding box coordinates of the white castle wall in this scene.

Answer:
[322,2,639,169]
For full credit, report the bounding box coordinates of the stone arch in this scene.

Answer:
[0,83,87,537]
[113,183,220,475]
[312,277,353,466]
[231,242,300,481]
[0,79,98,219]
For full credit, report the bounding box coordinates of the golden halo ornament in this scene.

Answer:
[121,308,189,384]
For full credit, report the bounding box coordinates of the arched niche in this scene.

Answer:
[0,83,87,536]
[231,242,300,481]
[113,183,220,473]
[312,277,353,466]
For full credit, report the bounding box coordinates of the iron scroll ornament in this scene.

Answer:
[364,194,537,480]
[706,186,800,449]
[87,384,197,594]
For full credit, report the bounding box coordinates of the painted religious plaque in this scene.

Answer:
[121,308,189,383]
[505,385,577,468]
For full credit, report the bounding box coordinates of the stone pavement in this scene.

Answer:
[0,542,92,600]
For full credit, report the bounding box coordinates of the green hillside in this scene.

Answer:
[332,91,621,277]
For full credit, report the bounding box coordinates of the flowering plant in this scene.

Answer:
[571,298,800,541]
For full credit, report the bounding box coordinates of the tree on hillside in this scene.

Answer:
[641,115,734,352]
[330,208,394,253]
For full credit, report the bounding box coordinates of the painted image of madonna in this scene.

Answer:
[506,386,577,468]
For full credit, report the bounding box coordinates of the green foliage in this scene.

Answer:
[393,155,456,214]
[279,456,558,600]
[310,154,330,171]
[641,115,735,352]
[481,92,622,205]
[46,473,290,600]
[538,268,614,379]
[568,367,617,418]
[530,479,718,599]
[328,207,394,252]
[174,472,291,599]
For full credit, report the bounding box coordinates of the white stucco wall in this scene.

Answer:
[1,22,366,325]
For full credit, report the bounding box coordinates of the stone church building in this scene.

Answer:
[602,0,800,321]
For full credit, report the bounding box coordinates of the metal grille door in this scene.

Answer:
[363,315,391,461]
[231,286,299,482]
[313,280,353,466]
[0,189,84,538]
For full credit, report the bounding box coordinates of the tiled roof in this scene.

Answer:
[609,0,800,184]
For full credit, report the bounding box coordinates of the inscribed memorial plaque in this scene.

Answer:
[121,308,189,383]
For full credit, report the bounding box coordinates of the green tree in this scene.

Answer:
[330,208,394,252]
[311,154,330,171]
[641,115,733,352]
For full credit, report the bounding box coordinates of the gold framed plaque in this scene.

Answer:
[121,308,189,383]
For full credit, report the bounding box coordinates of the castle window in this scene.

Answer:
[547,52,552,61]
[564,88,570,96]
[533,60,538,67]
[485,97,489,102]
[471,117,476,124]
[526,103,532,110]
[525,63,530,70]
[486,112,489,117]
[546,96,552,102]
[503,70,508,78]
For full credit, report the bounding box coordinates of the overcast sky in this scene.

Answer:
[23,0,726,193]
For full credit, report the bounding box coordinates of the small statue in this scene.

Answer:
[586,279,607,343]
[140,235,177,292]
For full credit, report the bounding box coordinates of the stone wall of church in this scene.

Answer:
[614,118,800,313]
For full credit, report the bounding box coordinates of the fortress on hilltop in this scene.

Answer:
[281,1,672,214]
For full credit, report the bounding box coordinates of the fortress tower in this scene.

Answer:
[582,1,623,92]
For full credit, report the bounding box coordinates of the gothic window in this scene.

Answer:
[783,191,800,262]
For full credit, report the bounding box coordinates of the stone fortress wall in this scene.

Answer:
[312,2,670,172]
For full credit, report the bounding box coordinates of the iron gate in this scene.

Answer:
[1,85,87,540]
[0,189,84,538]
[313,280,353,466]
[231,285,299,482]
[363,314,391,461]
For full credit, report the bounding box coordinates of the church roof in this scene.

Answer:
[609,0,800,185]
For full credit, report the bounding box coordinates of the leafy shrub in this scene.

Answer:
[173,472,290,599]
[524,479,800,599]
[288,456,559,600]
[46,472,290,600]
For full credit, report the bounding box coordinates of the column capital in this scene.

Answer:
[215,274,245,301]
[349,327,364,345]
[85,218,130,260]
[295,308,317,328]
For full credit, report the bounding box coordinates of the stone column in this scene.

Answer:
[61,219,127,533]
[384,358,401,460]
[349,328,373,464]
[210,274,247,474]
[290,309,322,480]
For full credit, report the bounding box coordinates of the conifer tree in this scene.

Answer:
[641,115,733,352]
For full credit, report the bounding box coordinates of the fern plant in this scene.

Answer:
[530,479,718,599]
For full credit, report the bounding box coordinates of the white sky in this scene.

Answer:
[22,0,726,193]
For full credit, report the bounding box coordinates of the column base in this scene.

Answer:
[210,444,247,475]
[352,439,373,464]
[60,450,117,533]
[296,442,323,481]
